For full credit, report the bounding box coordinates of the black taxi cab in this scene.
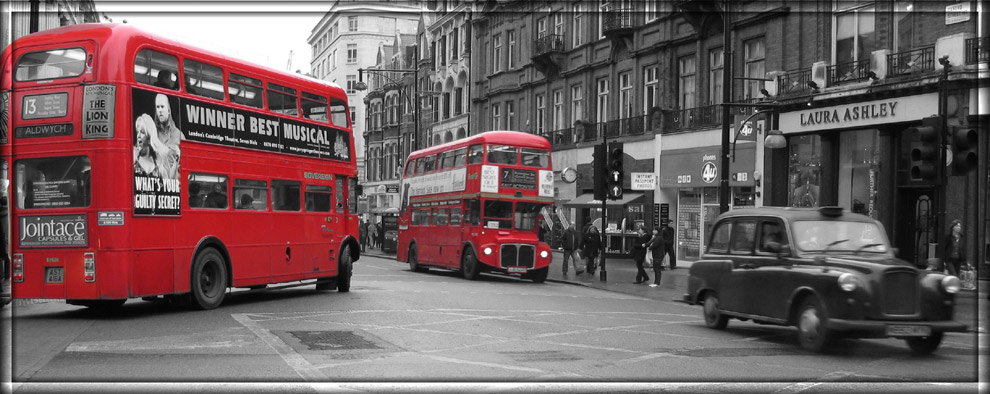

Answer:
[683,206,967,354]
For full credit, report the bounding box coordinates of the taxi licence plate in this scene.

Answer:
[45,267,64,284]
[886,324,931,337]
[507,266,527,274]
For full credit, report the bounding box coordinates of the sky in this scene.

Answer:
[98,1,329,75]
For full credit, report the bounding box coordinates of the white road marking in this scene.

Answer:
[231,313,325,382]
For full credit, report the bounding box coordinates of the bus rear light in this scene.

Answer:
[12,254,24,282]
[83,253,96,282]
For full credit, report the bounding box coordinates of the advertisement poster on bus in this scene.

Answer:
[132,89,183,216]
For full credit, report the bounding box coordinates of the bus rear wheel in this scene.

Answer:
[336,245,353,292]
[190,248,227,310]
[408,244,426,272]
[461,248,480,280]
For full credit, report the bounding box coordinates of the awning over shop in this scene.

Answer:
[563,192,645,208]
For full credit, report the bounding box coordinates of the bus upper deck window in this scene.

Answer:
[16,47,87,82]
[487,145,517,165]
[467,145,484,165]
[330,98,349,128]
[134,49,179,90]
[520,148,550,168]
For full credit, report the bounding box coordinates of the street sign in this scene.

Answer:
[630,172,656,190]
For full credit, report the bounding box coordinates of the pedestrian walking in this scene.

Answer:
[580,225,602,275]
[941,219,965,277]
[647,227,666,287]
[368,220,378,250]
[560,223,583,275]
[662,220,676,269]
[359,218,368,252]
[631,226,651,284]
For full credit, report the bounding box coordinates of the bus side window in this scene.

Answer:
[452,147,467,167]
[134,49,179,90]
[405,161,416,177]
[465,199,480,226]
[436,208,449,226]
[449,208,462,226]
[228,72,264,108]
[189,173,228,209]
[272,179,301,211]
[268,83,299,116]
[304,185,332,212]
[415,157,426,174]
[330,98,349,128]
[183,59,225,100]
[233,179,267,210]
[467,145,484,165]
[301,91,329,123]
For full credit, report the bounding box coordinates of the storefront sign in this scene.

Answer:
[659,146,755,188]
[386,184,400,193]
[631,172,657,190]
[945,3,970,24]
[780,93,938,133]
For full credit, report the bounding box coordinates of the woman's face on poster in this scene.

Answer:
[136,126,150,150]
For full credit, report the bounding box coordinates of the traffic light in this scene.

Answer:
[593,143,607,201]
[951,127,977,175]
[908,116,942,182]
[606,142,623,200]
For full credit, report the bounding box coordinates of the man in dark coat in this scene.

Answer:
[648,227,667,287]
[631,226,651,284]
[359,219,368,252]
[662,220,676,269]
[560,224,583,275]
[580,225,602,275]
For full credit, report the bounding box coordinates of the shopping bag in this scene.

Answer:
[644,251,653,268]
[960,264,976,290]
[661,254,670,270]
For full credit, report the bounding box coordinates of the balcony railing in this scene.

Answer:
[828,59,872,85]
[662,105,723,132]
[887,45,935,77]
[966,36,988,65]
[775,68,812,96]
[533,34,565,57]
[602,9,635,33]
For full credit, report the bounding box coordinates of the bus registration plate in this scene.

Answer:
[45,267,64,284]
[507,266,527,274]
[886,324,930,337]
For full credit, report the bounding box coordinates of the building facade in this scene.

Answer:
[469,0,987,273]
[2,0,102,52]
[307,0,422,201]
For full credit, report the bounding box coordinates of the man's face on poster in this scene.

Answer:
[155,94,170,125]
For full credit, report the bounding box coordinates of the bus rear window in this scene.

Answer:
[15,156,91,209]
[16,47,87,82]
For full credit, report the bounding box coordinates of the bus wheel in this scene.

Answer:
[461,248,480,280]
[408,244,426,272]
[190,248,227,310]
[528,267,548,283]
[336,245,353,293]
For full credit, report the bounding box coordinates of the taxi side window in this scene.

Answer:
[708,221,732,254]
[729,220,756,255]
[758,220,788,253]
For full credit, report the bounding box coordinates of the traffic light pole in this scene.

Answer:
[936,57,950,256]
[600,138,608,282]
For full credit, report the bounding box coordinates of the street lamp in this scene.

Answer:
[355,67,421,152]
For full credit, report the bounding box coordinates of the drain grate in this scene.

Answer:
[288,330,382,351]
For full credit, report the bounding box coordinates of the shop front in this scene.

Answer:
[659,145,756,262]
[775,91,981,268]
[563,192,648,258]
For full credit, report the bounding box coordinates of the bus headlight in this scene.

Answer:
[837,273,859,292]
[539,250,549,259]
[483,247,493,256]
[941,276,960,294]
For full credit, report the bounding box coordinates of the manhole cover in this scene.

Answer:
[288,330,382,351]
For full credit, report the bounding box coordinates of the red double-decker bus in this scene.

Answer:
[0,24,360,310]
[396,131,555,282]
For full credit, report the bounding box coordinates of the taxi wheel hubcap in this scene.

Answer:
[799,308,821,343]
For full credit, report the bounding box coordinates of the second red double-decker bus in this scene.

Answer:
[396,131,555,282]
[1,24,360,310]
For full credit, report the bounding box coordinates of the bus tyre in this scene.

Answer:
[528,267,548,283]
[408,244,426,272]
[190,248,227,310]
[461,248,480,280]
[336,245,353,293]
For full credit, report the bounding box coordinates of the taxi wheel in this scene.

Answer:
[408,244,427,272]
[703,292,729,329]
[191,248,227,310]
[905,332,944,355]
[462,248,480,280]
[796,296,832,352]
